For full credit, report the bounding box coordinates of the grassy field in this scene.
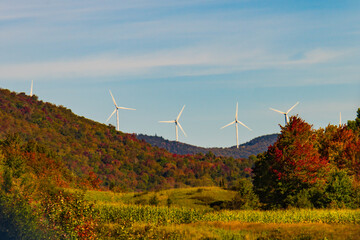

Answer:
[69,187,360,239]
[83,186,236,210]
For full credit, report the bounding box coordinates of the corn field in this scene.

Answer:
[97,203,205,224]
[96,203,360,225]
[202,209,360,224]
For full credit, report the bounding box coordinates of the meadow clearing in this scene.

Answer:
[77,187,360,239]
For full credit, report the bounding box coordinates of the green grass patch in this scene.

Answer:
[83,186,237,210]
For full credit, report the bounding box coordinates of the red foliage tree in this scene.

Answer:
[253,116,329,208]
[319,125,360,179]
[269,116,329,185]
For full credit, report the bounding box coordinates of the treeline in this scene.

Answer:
[136,133,278,159]
[0,88,253,191]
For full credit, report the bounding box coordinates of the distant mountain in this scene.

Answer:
[0,88,256,191]
[136,134,279,159]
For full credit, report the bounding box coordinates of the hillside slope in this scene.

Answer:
[0,89,255,191]
[137,134,278,158]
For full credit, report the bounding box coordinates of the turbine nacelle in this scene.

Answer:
[270,102,299,125]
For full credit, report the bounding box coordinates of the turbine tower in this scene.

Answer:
[159,105,187,142]
[106,90,135,131]
[270,102,299,125]
[30,80,33,97]
[339,112,342,126]
[220,102,252,148]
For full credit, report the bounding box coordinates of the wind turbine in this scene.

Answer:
[270,102,299,125]
[220,102,252,148]
[30,80,33,97]
[106,90,135,131]
[159,105,187,142]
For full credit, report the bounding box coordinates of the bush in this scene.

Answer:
[40,187,98,239]
[0,194,42,240]
[285,189,314,209]
[228,178,260,210]
[149,194,159,206]
[167,197,173,207]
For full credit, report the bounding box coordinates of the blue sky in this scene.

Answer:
[1,0,359,147]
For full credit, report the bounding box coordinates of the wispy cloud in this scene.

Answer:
[281,49,347,65]
[0,0,211,22]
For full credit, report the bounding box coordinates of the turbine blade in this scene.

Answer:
[270,108,286,114]
[238,120,252,131]
[177,105,186,121]
[109,90,118,107]
[286,102,299,114]
[106,109,117,122]
[220,121,235,129]
[177,122,187,137]
[159,120,175,123]
[235,102,238,120]
[118,106,136,111]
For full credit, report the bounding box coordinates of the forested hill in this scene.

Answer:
[0,88,256,191]
[137,134,278,159]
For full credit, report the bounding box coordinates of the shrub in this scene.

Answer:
[40,187,98,239]
[167,197,173,207]
[0,192,47,240]
[149,194,159,206]
[284,188,314,209]
[228,178,260,210]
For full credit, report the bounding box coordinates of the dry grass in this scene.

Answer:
[114,221,360,240]
[193,221,360,240]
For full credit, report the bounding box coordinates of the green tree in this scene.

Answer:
[347,108,360,133]
[2,168,13,193]
[323,169,357,208]
[1,134,26,179]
